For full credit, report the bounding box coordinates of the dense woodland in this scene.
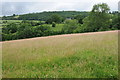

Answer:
[2,11,89,20]
[1,3,120,41]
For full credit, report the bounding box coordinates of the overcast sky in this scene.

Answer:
[1,0,120,16]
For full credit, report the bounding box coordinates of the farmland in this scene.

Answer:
[1,2,119,79]
[1,5,119,41]
[2,30,118,78]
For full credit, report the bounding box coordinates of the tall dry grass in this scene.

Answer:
[2,30,118,78]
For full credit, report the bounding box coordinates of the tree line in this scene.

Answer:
[1,3,120,41]
[2,11,89,21]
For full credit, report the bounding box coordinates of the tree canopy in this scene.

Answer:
[83,3,111,32]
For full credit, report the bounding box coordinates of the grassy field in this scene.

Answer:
[0,20,63,32]
[0,20,43,26]
[50,24,64,32]
[1,20,22,23]
[2,30,118,78]
[42,24,64,32]
[0,20,22,27]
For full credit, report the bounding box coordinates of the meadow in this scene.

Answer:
[0,20,63,32]
[2,30,118,78]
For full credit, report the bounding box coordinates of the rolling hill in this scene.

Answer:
[2,11,89,20]
[2,30,118,78]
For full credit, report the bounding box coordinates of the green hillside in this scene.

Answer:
[2,11,89,20]
[2,30,118,78]
[1,3,119,41]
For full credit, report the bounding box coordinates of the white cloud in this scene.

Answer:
[1,0,119,16]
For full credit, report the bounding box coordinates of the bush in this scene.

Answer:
[111,14,120,29]
[2,23,18,34]
[62,19,79,34]
[46,14,62,24]
[52,22,56,27]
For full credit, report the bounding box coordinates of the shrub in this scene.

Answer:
[62,19,79,34]
[52,22,56,27]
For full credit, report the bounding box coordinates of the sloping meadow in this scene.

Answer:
[2,30,118,78]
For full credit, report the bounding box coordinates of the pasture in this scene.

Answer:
[50,24,64,32]
[2,30,118,78]
[0,20,22,27]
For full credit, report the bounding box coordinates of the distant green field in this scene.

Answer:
[51,24,64,32]
[2,31,118,78]
[0,20,43,24]
[42,24,64,32]
[0,20,22,26]
[0,20,63,34]
[1,20,22,23]
[0,20,46,28]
